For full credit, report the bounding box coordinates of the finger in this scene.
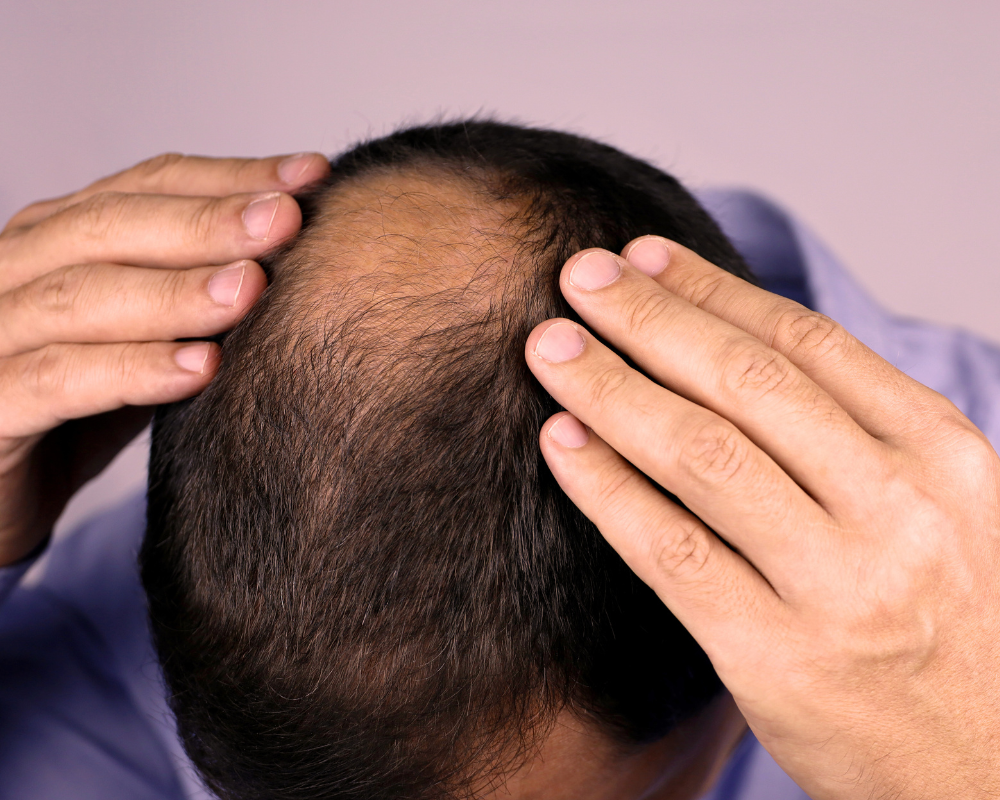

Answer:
[557,248,888,510]
[6,152,329,229]
[0,341,220,439]
[621,236,953,440]
[538,411,786,672]
[0,260,266,357]
[525,319,829,588]
[0,191,299,291]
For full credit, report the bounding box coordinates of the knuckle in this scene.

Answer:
[591,462,643,516]
[725,342,798,401]
[149,268,189,316]
[680,420,749,485]
[682,271,728,309]
[33,263,92,315]
[133,152,186,188]
[620,287,673,338]
[21,341,144,402]
[188,197,225,245]
[230,157,261,184]
[23,344,73,399]
[110,342,143,387]
[882,389,971,444]
[772,309,850,364]
[652,519,714,582]
[74,191,131,241]
[585,365,631,409]
[904,401,999,479]
[964,432,1000,479]
[942,424,1000,486]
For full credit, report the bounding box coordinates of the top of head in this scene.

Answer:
[141,120,755,800]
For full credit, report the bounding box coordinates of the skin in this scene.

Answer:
[526,238,1000,799]
[0,157,747,800]
[3,155,999,797]
[0,152,329,564]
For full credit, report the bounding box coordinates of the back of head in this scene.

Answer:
[141,120,755,800]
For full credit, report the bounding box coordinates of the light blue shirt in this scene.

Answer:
[3,191,999,800]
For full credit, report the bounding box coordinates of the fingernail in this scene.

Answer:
[624,237,670,277]
[277,152,314,186]
[242,192,281,240]
[207,262,246,307]
[569,251,622,291]
[534,322,585,363]
[548,415,590,448]
[175,343,211,374]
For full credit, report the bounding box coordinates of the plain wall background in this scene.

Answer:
[2,1,997,534]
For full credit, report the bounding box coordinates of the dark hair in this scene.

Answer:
[141,120,755,800]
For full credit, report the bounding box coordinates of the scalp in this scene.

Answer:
[142,120,748,800]
[284,166,538,325]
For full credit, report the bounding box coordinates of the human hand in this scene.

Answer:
[0,152,328,566]
[526,238,1000,799]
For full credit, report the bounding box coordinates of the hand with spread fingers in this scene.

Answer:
[526,238,1000,799]
[0,152,329,566]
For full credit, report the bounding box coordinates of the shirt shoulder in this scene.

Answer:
[699,733,810,800]
[0,494,212,800]
[0,494,191,800]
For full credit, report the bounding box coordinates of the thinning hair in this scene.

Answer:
[141,120,755,800]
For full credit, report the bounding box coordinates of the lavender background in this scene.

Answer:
[2,1,997,533]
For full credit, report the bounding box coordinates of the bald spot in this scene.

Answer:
[278,167,541,335]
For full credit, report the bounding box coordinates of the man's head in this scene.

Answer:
[141,121,755,800]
